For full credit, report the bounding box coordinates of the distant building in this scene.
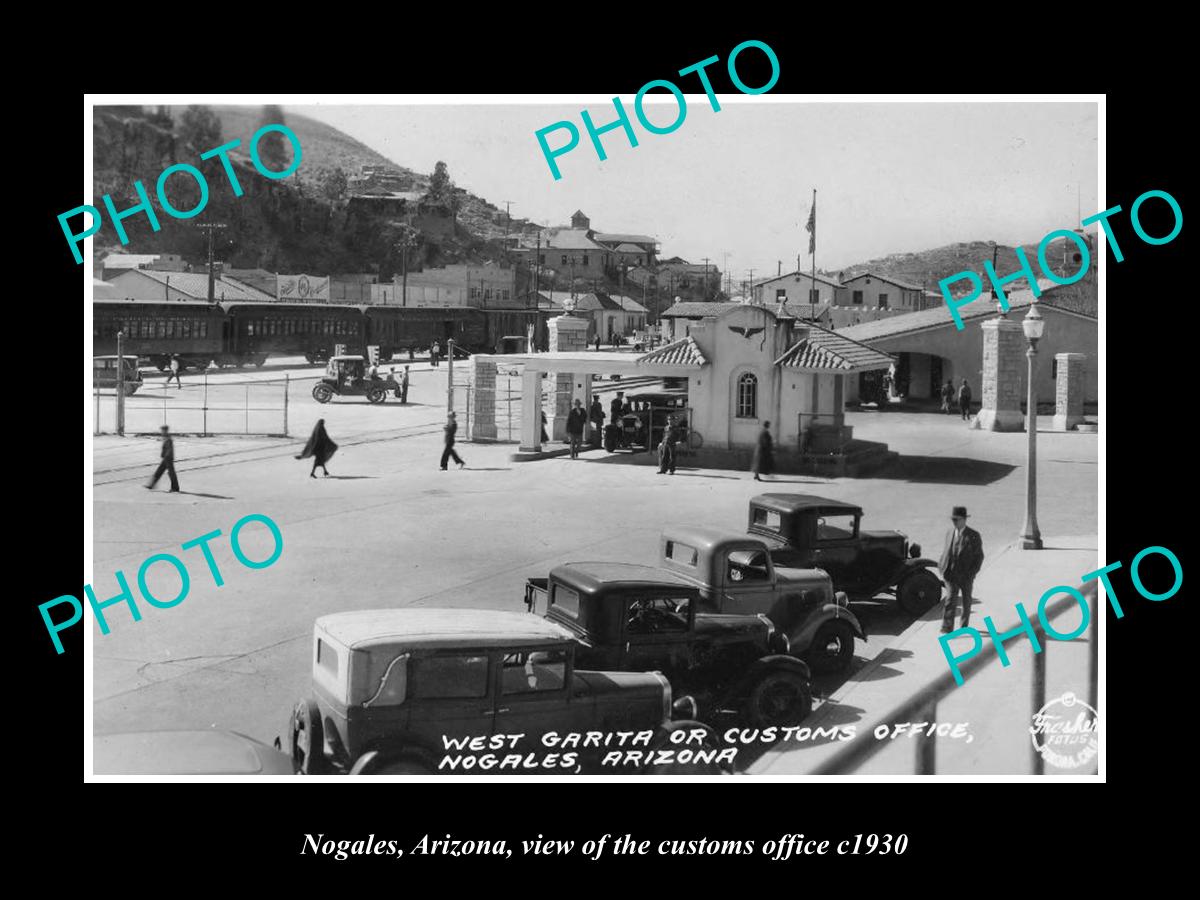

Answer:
[107,269,276,303]
[839,271,925,310]
[100,252,187,280]
[374,263,520,308]
[753,271,846,308]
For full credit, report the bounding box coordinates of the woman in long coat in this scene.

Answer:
[752,421,774,482]
[296,418,338,478]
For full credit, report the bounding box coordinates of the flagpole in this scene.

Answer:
[810,188,817,320]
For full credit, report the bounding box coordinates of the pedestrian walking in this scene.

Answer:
[441,411,465,469]
[430,341,441,368]
[594,333,601,352]
[400,365,410,404]
[939,506,984,632]
[566,398,588,459]
[958,378,973,421]
[658,415,680,474]
[296,418,338,478]
[940,379,955,414]
[751,421,774,482]
[146,425,180,492]
[167,354,183,389]
[540,410,549,444]
[588,396,605,448]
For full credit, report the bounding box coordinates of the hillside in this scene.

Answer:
[91,106,515,275]
[837,236,1098,316]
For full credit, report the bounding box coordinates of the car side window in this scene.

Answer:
[501,649,567,694]
[728,551,770,583]
[411,654,489,699]
[816,514,857,541]
[626,597,690,635]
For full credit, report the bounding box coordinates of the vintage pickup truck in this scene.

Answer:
[746,494,943,615]
[525,562,813,727]
[657,526,865,674]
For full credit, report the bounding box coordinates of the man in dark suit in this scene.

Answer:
[440,411,465,470]
[958,379,973,421]
[146,425,180,492]
[939,505,983,632]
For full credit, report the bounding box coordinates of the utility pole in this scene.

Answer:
[396,225,417,307]
[193,222,227,302]
[746,269,755,304]
[501,200,513,265]
[702,257,710,301]
[723,251,730,298]
[777,260,782,277]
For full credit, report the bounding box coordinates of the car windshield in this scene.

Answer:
[816,514,858,541]
[626,597,690,635]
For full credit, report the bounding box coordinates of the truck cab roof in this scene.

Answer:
[751,493,863,516]
[549,562,699,596]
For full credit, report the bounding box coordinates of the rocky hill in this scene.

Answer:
[91,105,513,275]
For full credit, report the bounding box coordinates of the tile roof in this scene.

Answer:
[612,243,647,253]
[841,270,925,291]
[776,324,895,372]
[834,284,1092,343]
[117,269,277,302]
[637,336,707,368]
[661,301,742,318]
[610,294,648,313]
[540,229,607,251]
[784,300,831,321]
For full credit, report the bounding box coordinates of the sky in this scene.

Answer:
[298,100,1097,290]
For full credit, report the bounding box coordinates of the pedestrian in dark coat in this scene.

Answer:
[594,334,601,352]
[400,366,410,404]
[430,341,441,368]
[566,399,588,459]
[588,397,605,448]
[941,379,955,413]
[146,425,180,491]
[658,416,680,474]
[752,421,775,481]
[958,379,973,420]
[441,411,465,469]
[939,506,984,632]
[296,418,338,478]
[540,410,549,443]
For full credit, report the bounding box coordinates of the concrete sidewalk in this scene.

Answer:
[751,534,1100,775]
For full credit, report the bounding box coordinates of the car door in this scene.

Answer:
[402,649,495,752]
[809,512,863,592]
[620,594,694,678]
[719,548,776,616]
[494,644,585,761]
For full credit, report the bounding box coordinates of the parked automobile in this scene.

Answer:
[92,355,143,396]
[525,562,812,727]
[311,355,399,405]
[658,526,865,674]
[607,392,689,452]
[746,494,942,615]
[285,609,724,775]
[94,730,294,775]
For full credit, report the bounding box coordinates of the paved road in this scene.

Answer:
[88,372,1098,773]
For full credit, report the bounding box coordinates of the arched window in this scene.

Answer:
[736,373,758,419]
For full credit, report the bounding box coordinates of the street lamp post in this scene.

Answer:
[1020,303,1045,550]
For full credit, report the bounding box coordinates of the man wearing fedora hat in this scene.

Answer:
[939,506,984,633]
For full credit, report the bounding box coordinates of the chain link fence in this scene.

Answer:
[93,373,291,436]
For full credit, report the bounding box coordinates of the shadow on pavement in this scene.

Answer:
[321,475,377,480]
[844,647,914,682]
[174,491,235,500]
[875,455,1016,485]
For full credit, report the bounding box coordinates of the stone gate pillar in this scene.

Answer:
[548,314,589,441]
[976,315,1025,431]
[1052,352,1086,431]
[472,359,497,440]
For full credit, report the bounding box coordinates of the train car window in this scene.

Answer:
[155,320,166,339]
[199,321,208,338]
[182,320,192,338]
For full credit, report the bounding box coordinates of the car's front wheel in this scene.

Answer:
[367,387,387,404]
[898,570,942,615]
[743,670,812,727]
[805,620,856,675]
[349,750,435,775]
[312,384,334,403]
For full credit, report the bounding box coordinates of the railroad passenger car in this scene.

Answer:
[93,301,225,370]
[221,302,366,366]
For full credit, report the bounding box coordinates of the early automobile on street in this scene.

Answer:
[285,609,726,775]
[311,355,399,405]
[525,562,813,727]
[658,526,865,675]
[92,355,143,396]
[606,391,689,453]
[746,494,943,615]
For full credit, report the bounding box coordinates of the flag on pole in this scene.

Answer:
[805,198,816,255]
